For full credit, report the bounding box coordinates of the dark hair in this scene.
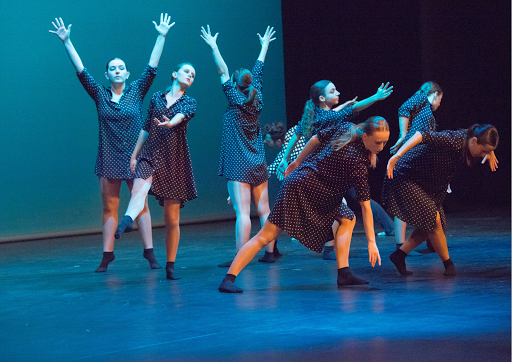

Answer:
[415,81,443,96]
[301,80,332,139]
[165,63,195,92]
[105,58,125,71]
[331,116,389,168]
[263,122,286,147]
[463,124,499,166]
[232,68,257,106]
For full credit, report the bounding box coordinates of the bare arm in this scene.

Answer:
[201,25,230,83]
[284,135,320,178]
[360,200,381,267]
[332,97,358,112]
[49,18,84,73]
[256,26,276,62]
[130,130,149,173]
[277,133,300,176]
[148,13,174,68]
[154,113,186,128]
[352,83,393,112]
[390,116,410,153]
[387,131,423,179]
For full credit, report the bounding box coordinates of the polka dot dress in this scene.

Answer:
[399,93,437,144]
[78,65,157,179]
[268,123,371,253]
[135,92,197,207]
[267,126,305,176]
[218,61,268,186]
[382,130,467,232]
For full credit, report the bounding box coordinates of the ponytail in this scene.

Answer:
[300,99,316,139]
[233,68,257,106]
[415,81,443,96]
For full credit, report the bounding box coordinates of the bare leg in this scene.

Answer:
[252,181,276,261]
[427,212,455,276]
[227,181,252,252]
[126,179,153,249]
[323,222,338,260]
[394,217,407,246]
[219,221,282,293]
[163,199,181,279]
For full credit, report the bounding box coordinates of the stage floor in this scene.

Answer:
[1,208,510,361]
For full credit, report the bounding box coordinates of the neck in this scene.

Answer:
[111,82,125,95]
[168,81,185,97]
[319,102,330,110]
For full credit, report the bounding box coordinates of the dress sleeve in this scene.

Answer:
[178,96,197,122]
[336,106,358,123]
[421,130,466,151]
[251,60,264,92]
[222,80,245,106]
[131,65,157,98]
[352,162,371,202]
[77,68,102,101]
[398,94,421,118]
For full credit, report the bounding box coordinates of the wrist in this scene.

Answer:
[62,36,69,43]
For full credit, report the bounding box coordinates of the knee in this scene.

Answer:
[165,216,180,231]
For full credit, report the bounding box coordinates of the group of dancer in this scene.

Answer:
[50,15,499,293]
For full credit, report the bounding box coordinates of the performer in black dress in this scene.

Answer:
[115,63,197,280]
[384,125,499,277]
[49,14,173,272]
[219,117,391,293]
[388,82,443,254]
[201,25,279,266]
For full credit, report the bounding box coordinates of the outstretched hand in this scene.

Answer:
[153,13,174,36]
[200,25,219,49]
[386,155,400,179]
[258,26,276,48]
[49,17,71,42]
[154,115,174,128]
[375,82,393,101]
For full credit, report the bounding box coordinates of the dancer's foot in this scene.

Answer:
[322,246,336,260]
[218,260,233,268]
[166,262,181,280]
[389,249,413,275]
[396,244,423,257]
[337,267,369,286]
[258,251,276,263]
[143,248,162,269]
[95,252,114,273]
[115,215,133,239]
[218,274,243,293]
[443,259,456,277]
[273,241,283,259]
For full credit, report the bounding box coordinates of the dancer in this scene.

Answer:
[49,14,174,272]
[201,25,278,266]
[275,81,393,259]
[384,125,499,277]
[389,82,443,253]
[219,116,390,293]
[114,63,197,280]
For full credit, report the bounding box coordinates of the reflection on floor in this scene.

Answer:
[1,208,510,362]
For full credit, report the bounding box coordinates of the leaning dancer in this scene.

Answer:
[219,117,390,293]
[115,63,197,280]
[49,14,173,272]
[384,125,499,277]
[201,25,278,266]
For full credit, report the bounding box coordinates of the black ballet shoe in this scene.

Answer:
[273,241,283,259]
[143,248,162,269]
[396,244,423,257]
[323,246,336,260]
[442,259,457,277]
[218,260,233,268]
[337,267,369,286]
[390,249,413,276]
[95,252,114,273]
[166,262,181,280]
[258,251,276,263]
[218,274,243,293]
[115,215,133,239]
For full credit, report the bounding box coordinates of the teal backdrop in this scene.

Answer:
[0,1,285,241]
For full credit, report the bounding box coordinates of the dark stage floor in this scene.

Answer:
[1,208,510,362]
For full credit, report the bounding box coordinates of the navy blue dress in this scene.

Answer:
[135,92,197,207]
[382,130,467,232]
[268,122,372,252]
[77,65,157,179]
[218,61,268,186]
[398,93,437,144]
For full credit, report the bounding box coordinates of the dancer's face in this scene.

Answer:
[105,59,129,84]
[363,130,390,154]
[468,137,496,159]
[173,64,196,88]
[430,92,443,111]
[320,83,340,108]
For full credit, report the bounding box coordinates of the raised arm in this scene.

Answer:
[284,135,320,178]
[386,131,423,179]
[257,26,276,63]
[352,83,393,113]
[148,13,174,68]
[390,116,410,153]
[360,200,381,267]
[201,25,230,84]
[49,18,84,73]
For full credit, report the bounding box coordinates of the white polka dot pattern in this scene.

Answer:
[399,93,437,144]
[78,65,157,179]
[218,61,268,186]
[135,92,197,207]
[382,129,466,232]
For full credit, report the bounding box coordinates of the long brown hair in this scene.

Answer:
[331,116,389,168]
[462,124,499,166]
[301,80,331,138]
[232,68,257,106]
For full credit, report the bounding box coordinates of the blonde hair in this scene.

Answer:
[331,116,389,168]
